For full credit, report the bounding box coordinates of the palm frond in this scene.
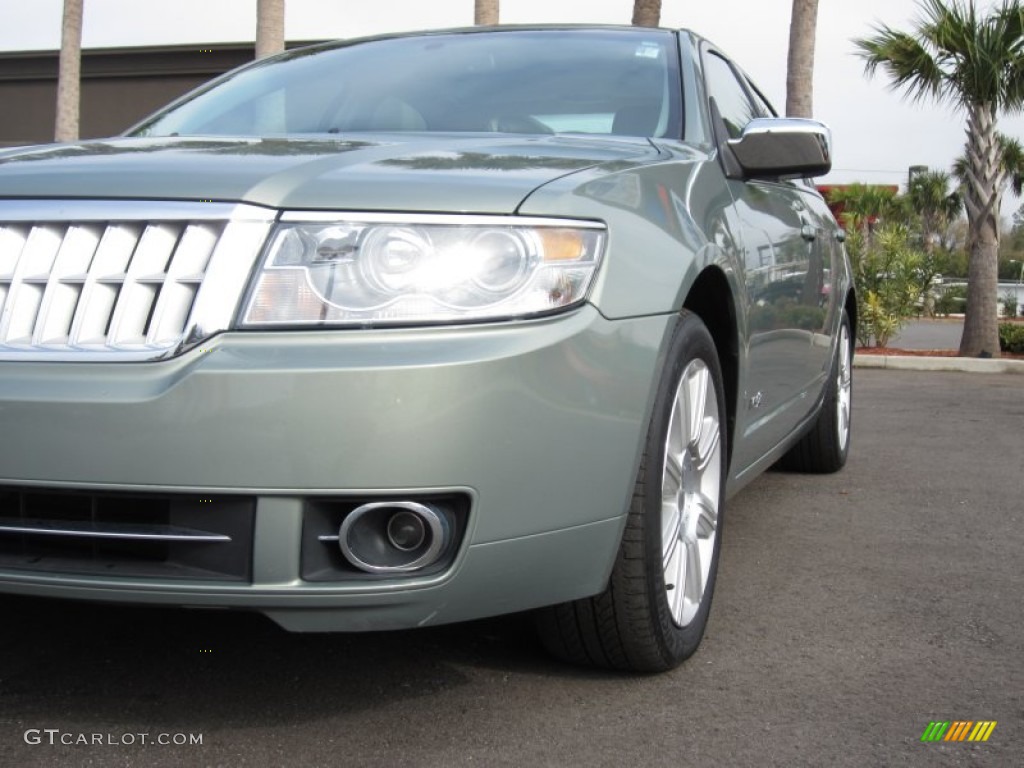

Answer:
[999,133,1024,196]
[854,27,945,104]
[856,0,1024,113]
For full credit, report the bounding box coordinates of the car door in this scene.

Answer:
[700,47,834,471]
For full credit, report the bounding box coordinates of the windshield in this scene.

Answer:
[132,29,682,139]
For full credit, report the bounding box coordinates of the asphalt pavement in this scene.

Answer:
[1,369,1021,767]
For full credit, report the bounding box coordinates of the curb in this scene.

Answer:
[853,354,1024,374]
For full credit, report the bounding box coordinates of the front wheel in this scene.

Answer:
[537,311,727,672]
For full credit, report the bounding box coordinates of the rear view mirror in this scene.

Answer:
[726,118,832,180]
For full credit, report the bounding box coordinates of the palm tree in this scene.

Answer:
[825,183,904,241]
[786,0,819,117]
[256,0,285,59]
[54,0,83,142]
[475,0,499,25]
[632,0,661,27]
[907,169,962,253]
[855,0,1024,358]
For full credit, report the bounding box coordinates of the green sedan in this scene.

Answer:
[0,26,853,672]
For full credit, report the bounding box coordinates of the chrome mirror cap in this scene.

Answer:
[727,118,832,180]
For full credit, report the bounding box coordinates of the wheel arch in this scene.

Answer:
[682,266,739,470]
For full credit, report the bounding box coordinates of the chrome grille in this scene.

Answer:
[0,201,276,361]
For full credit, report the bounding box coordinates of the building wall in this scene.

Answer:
[0,44,307,148]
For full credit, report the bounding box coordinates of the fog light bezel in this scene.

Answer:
[300,494,470,583]
[338,500,449,574]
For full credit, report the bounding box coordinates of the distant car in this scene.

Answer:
[0,26,853,671]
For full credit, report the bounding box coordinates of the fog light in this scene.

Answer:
[331,501,451,574]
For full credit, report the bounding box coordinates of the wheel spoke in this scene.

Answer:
[695,419,720,473]
[693,493,718,538]
[682,536,703,606]
[686,366,709,450]
[662,501,683,568]
[663,449,683,497]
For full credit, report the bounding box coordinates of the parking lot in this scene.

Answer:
[1,369,1021,767]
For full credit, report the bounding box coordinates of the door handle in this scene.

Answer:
[800,224,817,242]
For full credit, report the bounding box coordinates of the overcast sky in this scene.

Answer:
[2,0,1023,206]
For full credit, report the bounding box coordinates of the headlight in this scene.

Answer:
[240,214,605,326]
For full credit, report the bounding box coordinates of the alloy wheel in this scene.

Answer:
[660,359,723,628]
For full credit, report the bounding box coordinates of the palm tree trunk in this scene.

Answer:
[959,103,1003,357]
[475,0,499,25]
[54,0,83,143]
[786,0,818,118]
[256,0,285,59]
[632,0,661,28]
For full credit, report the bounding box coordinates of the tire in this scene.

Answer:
[537,311,727,672]
[776,310,852,473]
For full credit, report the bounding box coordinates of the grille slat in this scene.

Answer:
[106,223,182,347]
[1,284,42,345]
[0,518,232,543]
[147,224,219,346]
[0,201,276,361]
[0,225,28,279]
[69,223,140,347]
[32,224,102,346]
[1,225,64,345]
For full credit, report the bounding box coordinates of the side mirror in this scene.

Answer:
[725,118,832,180]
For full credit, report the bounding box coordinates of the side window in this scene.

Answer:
[702,51,759,139]
[745,79,777,119]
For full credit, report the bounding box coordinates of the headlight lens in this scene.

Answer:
[241,216,605,326]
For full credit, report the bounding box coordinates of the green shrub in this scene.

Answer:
[783,303,826,331]
[935,284,967,316]
[847,225,934,347]
[748,303,778,332]
[998,323,1024,353]
[1000,292,1019,319]
[748,301,825,333]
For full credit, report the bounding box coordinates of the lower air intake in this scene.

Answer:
[0,487,255,581]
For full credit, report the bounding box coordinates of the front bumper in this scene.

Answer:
[0,306,672,630]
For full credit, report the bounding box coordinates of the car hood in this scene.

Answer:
[0,134,658,213]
